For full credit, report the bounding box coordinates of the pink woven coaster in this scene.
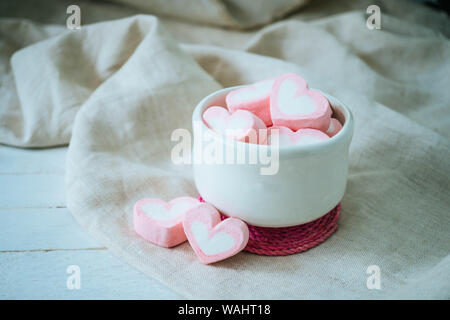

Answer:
[198,196,340,256]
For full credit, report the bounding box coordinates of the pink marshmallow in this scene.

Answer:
[133,197,200,248]
[326,118,343,137]
[225,78,275,126]
[183,203,249,264]
[270,73,332,131]
[202,106,267,144]
[267,126,329,146]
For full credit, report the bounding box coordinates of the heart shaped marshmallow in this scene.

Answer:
[202,106,267,144]
[270,73,332,131]
[267,126,329,146]
[183,203,249,264]
[225,78,275,126]
[326,118,342,137]
[133,197,200,248]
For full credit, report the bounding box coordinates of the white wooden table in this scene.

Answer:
[0,145,180,299]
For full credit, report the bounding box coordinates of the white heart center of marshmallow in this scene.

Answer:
[278,80,316,115]
[233,80,274,102]
[206,116,227,132]
[142,201,195,221]
[191,221,235,255]
[227,116,250,131]
[327,120,335,133]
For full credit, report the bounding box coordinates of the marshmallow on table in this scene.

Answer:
[133,197,200,248]
[202,106,267,144]
[183,203,249,264]
[326,118,343,137]
[225,78,275,126]
[268,126,329,146]
[270,73,332,132]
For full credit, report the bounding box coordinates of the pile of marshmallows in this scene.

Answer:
[203,73,342,146]
[134,197,248,264]
[133,73,342,265]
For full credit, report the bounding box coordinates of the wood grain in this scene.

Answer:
[0,145,179,299]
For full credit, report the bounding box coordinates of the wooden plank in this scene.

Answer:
[0,208,99,251]
[0,145,179,299]
[0,146,66,174]
[0,174,65,208]
[0,250,180,299]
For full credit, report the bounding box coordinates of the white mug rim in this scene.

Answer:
[192,85,354,156]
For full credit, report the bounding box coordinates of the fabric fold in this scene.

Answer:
[109,0,309,29]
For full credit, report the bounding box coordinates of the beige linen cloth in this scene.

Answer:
[1,0,449,298]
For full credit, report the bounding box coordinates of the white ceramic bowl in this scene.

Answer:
[192,86,354,227]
